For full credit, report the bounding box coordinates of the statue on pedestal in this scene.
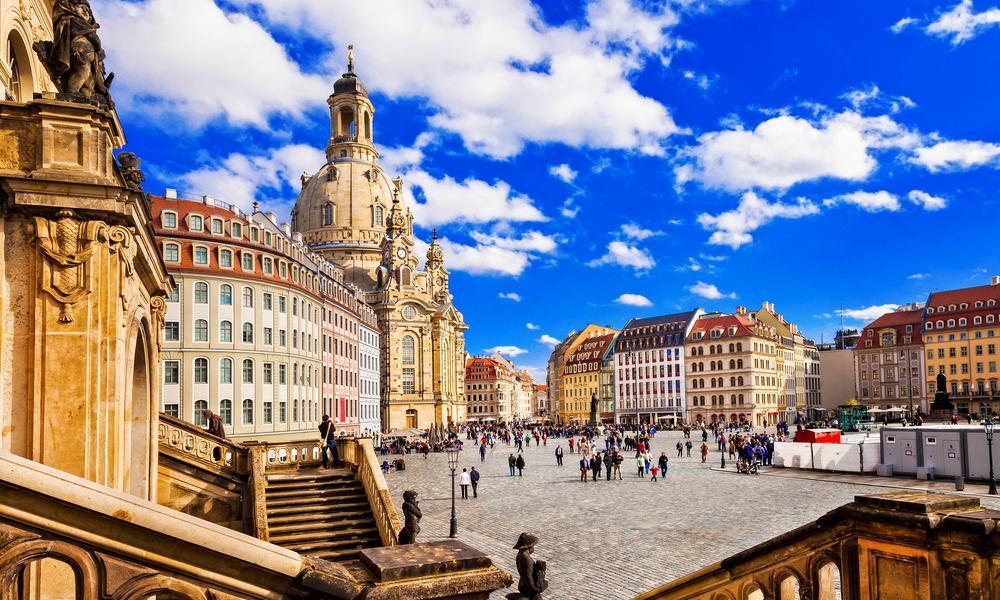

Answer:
[506,532,547,600]
[33,0,115,107]
[589,393,599,428]
[398,490,421,544]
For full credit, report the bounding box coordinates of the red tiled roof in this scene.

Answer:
[686,314,756,340]
[465,357,499,380]
[857,308,923,348]
[928,282,1000,309]
[566,333,615,368]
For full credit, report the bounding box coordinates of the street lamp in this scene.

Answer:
[446,444,461,537]
[986,419,997,495]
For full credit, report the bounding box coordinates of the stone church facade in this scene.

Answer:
[293,52,467,430]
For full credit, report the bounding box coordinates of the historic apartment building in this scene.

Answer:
[854,304,927,414]
[152,194,379,441]
[291,55,467,430]
[923,277,1000,416]
[547,324,618,424]
[685,309,783,427]
[465,356,511,424]
[752,302,820,422]
[561,330,618,424]
[613,311,701,426]
[516,369,536,421]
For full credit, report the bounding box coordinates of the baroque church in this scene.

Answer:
[292,49,467,430]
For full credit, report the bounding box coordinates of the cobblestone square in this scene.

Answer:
[385,430,1000,599]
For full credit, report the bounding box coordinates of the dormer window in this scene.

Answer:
[190,214,203,231]
[211,218,223,234]
[231,222,242,238]
[162,211,177,229]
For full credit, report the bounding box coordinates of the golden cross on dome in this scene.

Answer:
[347,44,354,72]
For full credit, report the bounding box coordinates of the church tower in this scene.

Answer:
[294,48,468,430]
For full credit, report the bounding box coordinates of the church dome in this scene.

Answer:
[334,71,368,97]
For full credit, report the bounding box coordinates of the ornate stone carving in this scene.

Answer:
[116,151,145,190]
[33,0,115,108]
[507,532,548,600]
[33,211,98,323]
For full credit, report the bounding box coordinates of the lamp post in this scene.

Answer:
[446,445,460,537]
[986,419,997,495]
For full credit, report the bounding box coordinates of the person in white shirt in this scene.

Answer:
[459,468,471,499]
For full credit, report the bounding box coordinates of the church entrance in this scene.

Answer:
[405,409,418,429]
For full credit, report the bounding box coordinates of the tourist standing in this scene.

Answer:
[479,443,487,462]
[612,452,623,480]
[555,445,564,466]
[470,466,480,498]
[700,442,709,463]
[318,415,338,469]
[579,456,589,482]
[636,454,645,478]
[658,452,669,477]
[459,468,471,499]
[603,452,613,481]
[516,453,525,476]
[508,454,516,477]
[676,441,683,458]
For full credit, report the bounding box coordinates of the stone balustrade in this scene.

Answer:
[157,413,246,474]
[636,490,1000,600]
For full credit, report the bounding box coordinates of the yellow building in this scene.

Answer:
[561,330,618,424]
[686,309,782,427]
[923,277,1000,417]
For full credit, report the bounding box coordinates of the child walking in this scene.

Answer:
[650,464,659,482]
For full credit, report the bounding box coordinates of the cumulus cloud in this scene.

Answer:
[537,335,561,347]
[549,164,578,183]
[925,0,1000,44]
[907,190,948,211]
[836,304,899,322]
[406,171,546,226]
[840,84,915,114]
[435,230,558,277]
[910,140,1000,172]
[616,293,653,307]
[499,292,522,302]
[620,223,663,240]
[95,0,328,127]
[823,190,901,213]
[697,192,820,249]
[688,281,736,300]
[675,110,921,192]
[526,322,540,330]
[587,241,656,272]
[380,132,437,174]
[238,0,682,158]
[908,273,930,280]
[560,200,580,219]
[179,144,325,211]
[485,345,528,357]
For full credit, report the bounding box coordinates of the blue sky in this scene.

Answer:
[95,0,1000,379]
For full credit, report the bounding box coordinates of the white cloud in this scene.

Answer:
[891,16,918,32]
[682,70,716,91]
[560,200,580,219]
[668,219,684,226]
[688,281,736,300]
[537,335,561,347]
[910,140,1000,172]
[616,293,653,307]
[549,164,578,183]
[676,257,703,272]
[239,0,681,158]
[179,143,325,211]
[840,84,915,114]
[926,0,1000,44]
[699,253,727,261]
[95,0,328,127]
[620,223,663,240]
[908,273,930,280]
[526,322,540,330]
[499,292,522,302]
[697,191,820,249]
[835,304,899,322]
[470,230,558,254]
[380,132,436,174]
[434,230,558,277]
[485,345,528,357]
[676,110,921,192]
[907,190,948,211]
[822,190,900,213]
[587,241,656,272]
[406,171,546,226]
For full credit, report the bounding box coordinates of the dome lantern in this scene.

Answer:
[326,43,377,163]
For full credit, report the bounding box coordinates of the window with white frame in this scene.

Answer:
[164,243,180,262]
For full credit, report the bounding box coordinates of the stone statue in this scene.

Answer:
[116,152,144,190]
[937,372,947,393]
[589,393,599,427]
[931,371,954,413]
[34,0,115,107]
[507,532,547,600]
[398,490,421,544]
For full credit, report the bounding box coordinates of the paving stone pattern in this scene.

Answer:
[384,431,1000,599]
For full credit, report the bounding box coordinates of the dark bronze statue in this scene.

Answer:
[506,532,547,600]
[398,490,421,544]
[34,0,114,107]
[937,372,947,393]
[589,393,599,427]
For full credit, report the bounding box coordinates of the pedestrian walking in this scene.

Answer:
[579,456,589,482]
[603,452,613,481]
[319,415,338,469]
[636,454,645,478]
[651,464,659,482]
[613,452,623,480]
[658,452,669,477]
[459,468,470,499]
[470,466,480,498]
[685,440,693,457]
[515,453,525,476]
[569,438,575,453]
[676,441,683,458]
[592,453,601,481]
[555,445,564,466]
[700,442,709,463]
[479,444,487,462]
[508,454,516,477]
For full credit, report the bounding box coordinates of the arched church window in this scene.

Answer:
[400,266,412,286]
[323,203,333,226]
[5,32,31,102]
[374,205,383,226]
[364,112,372,139]
[7,40,20,101]
[402,336,415,365]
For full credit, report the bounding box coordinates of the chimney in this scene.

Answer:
[993,276,1000,286]
[228,203,240,215]
[164,188,177,199]
[736,305,746,315]
[293,232,303,244]
[203,195,215,206]
[281,223,291,236]
[266,211,278,223]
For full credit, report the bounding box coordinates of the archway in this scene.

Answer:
[5,30,34,102]
[816,561,842,600]
[126,321,153,499]
[744,583,764,600]
[778,574,801,600]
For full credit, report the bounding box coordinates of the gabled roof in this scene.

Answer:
[857,308,923,349]
[927,282,1000,312]
[566,333,616,368]
[687,314,757,340]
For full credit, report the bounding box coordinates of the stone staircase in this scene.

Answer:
[264,468,382,563]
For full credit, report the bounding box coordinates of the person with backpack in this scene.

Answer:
[319,415,338,469]
[470,466,480,498]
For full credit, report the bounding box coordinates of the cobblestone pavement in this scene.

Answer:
[384,431,1000,599]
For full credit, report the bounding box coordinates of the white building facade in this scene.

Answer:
[359,322,382,437]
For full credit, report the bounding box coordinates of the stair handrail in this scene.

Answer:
[353,437,402,546]
[157,413,248,475]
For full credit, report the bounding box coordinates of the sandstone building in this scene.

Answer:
[854,303,927,414]
[292,54,467,430]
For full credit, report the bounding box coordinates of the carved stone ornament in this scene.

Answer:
[34,211,133,323]
[326,165,339,182]
[33,0,115,108]
[364,167,379,184]
[116,151,144,190]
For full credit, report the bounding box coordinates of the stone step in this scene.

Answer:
[272,526,380,547]
[265,469,354,483]
[265,477,358,492]
[266,495,368,514]
[266,484,363,499]
[268,516,377,537]
[307,546,370,563]
[266,502,372,525]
